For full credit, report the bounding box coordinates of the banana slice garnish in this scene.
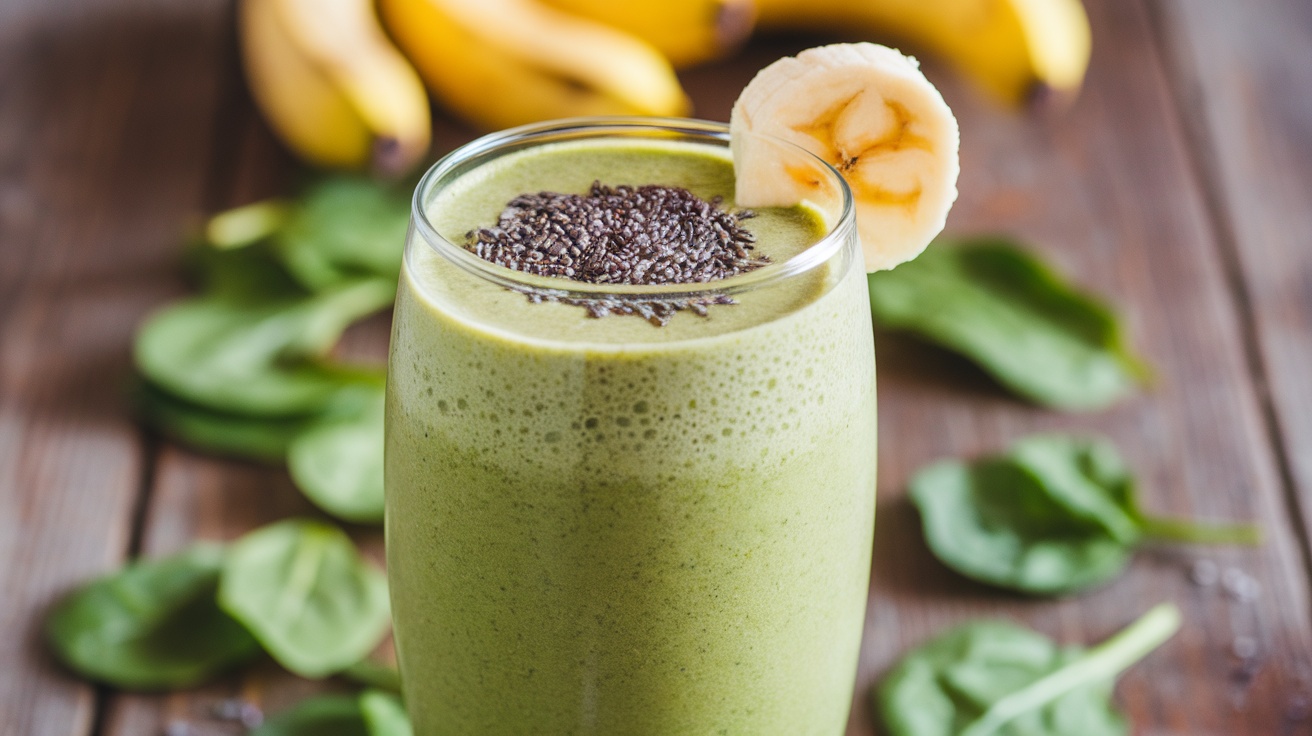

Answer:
[730,43,960,272]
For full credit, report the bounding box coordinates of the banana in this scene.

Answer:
[238,0,431,175]
[538,0,757,68]
[754,0,1091,106]
[731,43,959,271]
[379,0,690,132]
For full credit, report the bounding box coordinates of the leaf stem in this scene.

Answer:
[205,200,290,250]
[1140,516,1264,546]
[273,527,330,626]
[959,603,1181,736]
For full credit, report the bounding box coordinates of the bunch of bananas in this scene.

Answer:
[238,0,1090,175]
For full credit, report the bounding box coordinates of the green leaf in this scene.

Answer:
[218,519,390,678]
[205,200,291,250]
[1008,436,1141,545]
[137,384,312,462]
[360,690,413,736]
[868,239,1150,410]
[138,380,385,463]
[276,177,410,291]
[911,434,1263,596]
[877,604,1180,736]
[185,232,306,304]
[252,691,411,736]
[251,694,369,736]
[341,659,403,694]
[289,386,386,523]
[911,458,1131,596]
[45,544,258,689]
[135,279,394,417]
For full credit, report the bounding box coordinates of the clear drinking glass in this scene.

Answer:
[386,118,876,734]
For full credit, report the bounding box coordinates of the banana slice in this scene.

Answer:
[730,43,960,271]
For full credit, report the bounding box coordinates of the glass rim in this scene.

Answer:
[409,116,856,302]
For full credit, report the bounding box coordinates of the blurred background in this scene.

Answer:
[2,0,1311,734]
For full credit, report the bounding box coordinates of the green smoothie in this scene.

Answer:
[386,132,877,734]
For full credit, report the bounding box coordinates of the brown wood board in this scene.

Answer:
[689,3,1312,729]
[3,0,1311,734]
[1147,0,1312,580]
[0,1,229,734]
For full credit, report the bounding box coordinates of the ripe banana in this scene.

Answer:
[538,0,757,68]
[378,0,690,132]
[238,0,431,175]
[754,0,1092,106]
[731,44,959,271]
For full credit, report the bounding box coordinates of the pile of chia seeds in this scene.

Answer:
[464,182,768,325]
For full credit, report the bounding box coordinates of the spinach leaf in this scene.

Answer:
[137,384,312,462]
[342,659,403,694]
[877,603,1180,736]
[252,691,410,736]
[251,694,369,736]
[868,239,1150,410]
[218,519,390,678]
[911,459,1132,595]
[186,234,306,304]
[360,690,413,736]
[134,278,394,417]
[45,544,258,689]
[205,200,291,250]
[276,177,410,291]
[289,385,386,523]
[138,379,383,463]
[911,434,1262,595]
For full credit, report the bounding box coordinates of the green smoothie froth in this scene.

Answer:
[386,135,877,735]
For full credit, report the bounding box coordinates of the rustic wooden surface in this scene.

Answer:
[3,0,1311,734]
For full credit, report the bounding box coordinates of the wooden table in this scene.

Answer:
[3,1,1311,734]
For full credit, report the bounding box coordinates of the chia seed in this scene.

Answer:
[465,182,769,326]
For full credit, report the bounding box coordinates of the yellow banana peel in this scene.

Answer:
[755,0,1093,106]
[379,0,691,132]
[539,0,757,68]
[238,0,431,174]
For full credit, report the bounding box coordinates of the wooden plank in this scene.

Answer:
[0,2,229,735]
[831,0,1312,731]
[693,13,1312,732]
[1146,0,1312,579]
[91,2,1312,735]
[99,101,311,735]
[97,102,390,736]
[97,450,347,736]
[96,9,482,725]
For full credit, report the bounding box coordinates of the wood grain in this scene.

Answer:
[4,0,1311,734]
[0,2,228,734]
[98,99,392,736]
[845,0,1312,732]
[692,9,1312,732]
[1147,0,1312,581]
